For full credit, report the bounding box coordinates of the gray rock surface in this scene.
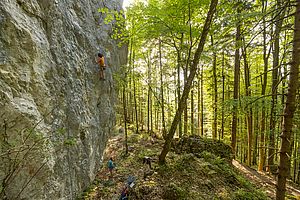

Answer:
[0,0,126,199]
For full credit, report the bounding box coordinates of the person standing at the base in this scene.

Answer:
[107,157,115,177]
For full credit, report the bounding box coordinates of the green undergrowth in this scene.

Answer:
[79,132,270,200]
[154,151,268,200]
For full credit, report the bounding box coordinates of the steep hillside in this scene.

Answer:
[0,0,126,199]
[82,133,270,200]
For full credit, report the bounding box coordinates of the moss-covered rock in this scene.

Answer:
[172,135,233,161]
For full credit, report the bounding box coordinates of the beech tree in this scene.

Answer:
[231,1,241,158]
[276,0,300,198]
[159,0,218,164]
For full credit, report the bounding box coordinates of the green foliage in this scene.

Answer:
[56,127,66,136]
[163,182,188,200]
[138,147,157,159]
[172,153,197,172]
[233,188,268,200]
[196,151,268,199]
[63,137,77,146]
[98,7,126,44]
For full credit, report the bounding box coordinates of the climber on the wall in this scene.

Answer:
[96,53,106,80]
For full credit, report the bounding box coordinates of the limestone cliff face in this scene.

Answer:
[0,0,126,199]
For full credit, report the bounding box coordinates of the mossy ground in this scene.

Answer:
[77,131,270,200]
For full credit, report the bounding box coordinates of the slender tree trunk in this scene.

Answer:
[127,40,133,125]
[198,72,201,136]
[147,78,150,133]
[133,80,138,133]
[298,160,300,184]
[128,70,133,123]
[276,1,300,198]
[159,39,166,138]
[132,51,139,134]
[221,51,225,140]
[147,52,152,134]
[191,86,194,135]
[131,78,134,123]
[253,66,260,166]
[174,71,178,136]
[177,50,183,138]
[159,0,218,164]
[201,66,204,136]
[293,133,297,182]
[141,88,145,131]
[269,0,284,173]
[258,0,269,172]
[184,66,188,135]
[242,38,253,166]
[253,106,259,166]
[123,85,128,155]
[183,0,194,136]
[231,3,241,158]
[211,36,218,140]
[155,106,159,130]
[140,95,144,130]
[128,43,134,124]
[281,64,287,121]
[150,83,153,132]
[167,88,172,128]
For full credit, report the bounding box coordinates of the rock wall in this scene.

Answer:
[0,0,126,199]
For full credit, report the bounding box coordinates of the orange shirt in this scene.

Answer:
[97,57,105,67]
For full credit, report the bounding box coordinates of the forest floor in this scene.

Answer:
[232,159,300,199]
[78,131,300,200]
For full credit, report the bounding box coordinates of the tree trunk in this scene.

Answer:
[155,105,159,130]
[132,51,139,134]
[184,66,188,135]
[221,51,225,140]
[191,86,194,135]
[198,71,201,136]
[258,0,269,172]
[201,66,204,136]
[128,69,133,123]
[253,106,259,166]
[253,66,260,166]
[177,50,183,138]
[159,39,166,138]
[211,35,218,140]
[140,89,144,131]
[269,0,284,173]
[167,88,172,129]
[123,85,128,155]
[134,82,138,132]
[127,40,133,125]
[231,3,241,158]
[146,52,153,135]
[150,87,153,132]
[293,133,297,182]
[242,37,253,166]
[276,1,300,198]
[159,0,218,164]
